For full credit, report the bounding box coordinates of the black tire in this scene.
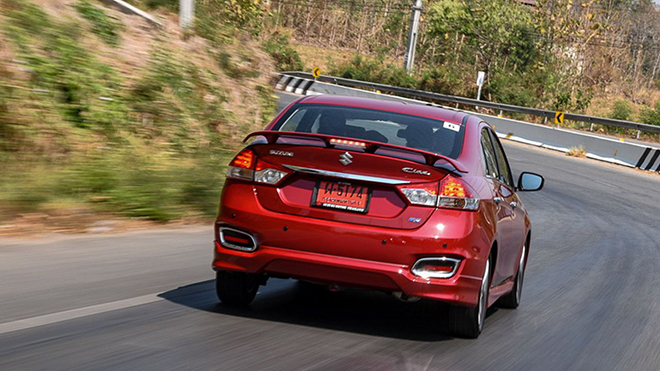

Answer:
[448,258,491,339]
[215,271,259,306]
[499,241,528,309]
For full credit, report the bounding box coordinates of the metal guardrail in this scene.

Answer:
[281,71,660,135]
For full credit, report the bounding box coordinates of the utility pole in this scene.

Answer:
[403,0,422,72]
[180,0,194,29]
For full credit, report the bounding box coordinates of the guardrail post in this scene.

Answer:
[590,123,594,131]
[637,130,641,139]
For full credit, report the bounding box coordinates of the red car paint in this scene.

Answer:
[213,95,539,332]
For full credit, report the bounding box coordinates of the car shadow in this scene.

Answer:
[159,278,499,342]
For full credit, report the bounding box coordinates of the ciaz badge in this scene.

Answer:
[402,167,431,176]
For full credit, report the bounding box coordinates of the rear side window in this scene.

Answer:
[279,108,308,131]
[481,129,499,178]
[272,104,465,159]
[489,130,514,187]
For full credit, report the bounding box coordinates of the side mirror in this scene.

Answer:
[517,172,544,192]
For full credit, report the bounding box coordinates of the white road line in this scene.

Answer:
[0,293,164,335]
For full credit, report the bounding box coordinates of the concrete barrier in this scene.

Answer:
[474,113,659,169]
[276,77,660,172]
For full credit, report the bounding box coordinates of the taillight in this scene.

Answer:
[226,149,255,180]
[226,149,290,185]
[396,176,479,210]
[254,159,289,185]
[397,182,439,206]
[437,175,479,210]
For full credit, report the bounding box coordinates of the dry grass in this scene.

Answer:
[566,145,587,158]
[291,42,356,72]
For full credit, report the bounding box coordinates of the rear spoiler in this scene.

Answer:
[243,131,468,173]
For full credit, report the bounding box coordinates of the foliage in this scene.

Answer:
[263,32,303,71]
[195,0,267,41]
[3,0,125,140]
[75,0,124,47]
[217,51,261,79]
[0,0,278,222]
[330,55,417,89]
[426,0,537,73]
[609,100,633,121]
[417,67,463,96]
[275,0,658,124]
[1,148,231,221]
[640,102,660,126]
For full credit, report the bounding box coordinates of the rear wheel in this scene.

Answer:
[499,241,527,309]
[215,271,259,306]
[448,258,491,338]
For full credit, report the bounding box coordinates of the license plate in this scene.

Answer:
[312,181,371,213]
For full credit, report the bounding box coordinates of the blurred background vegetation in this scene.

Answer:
[273,0,660,136]
[0,0,288,227]
[1,0,660,230]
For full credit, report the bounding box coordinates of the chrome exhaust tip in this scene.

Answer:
[219,227,257,252]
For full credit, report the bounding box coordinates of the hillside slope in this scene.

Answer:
[0,0,278,233]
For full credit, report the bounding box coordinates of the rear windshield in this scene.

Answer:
[272,104,464,159]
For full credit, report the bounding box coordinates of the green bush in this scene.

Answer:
[217,51,261,79]
[195,0,266,41]
[330,55,417,89]
[263,33,304,72]
[75,0,124,47]
[640,102,660,126]
[487,70,540,109]
[418,67,463,95]
[609,100,633,121]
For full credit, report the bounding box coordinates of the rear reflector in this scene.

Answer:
[254,159,290,185]
[219,227,257,252]
[227,166,254,181]
[411,257,461,279]
[397,182,439,207]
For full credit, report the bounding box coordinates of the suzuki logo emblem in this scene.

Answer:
[339,152,353,166]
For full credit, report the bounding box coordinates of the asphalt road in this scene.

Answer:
[1,93,660,370]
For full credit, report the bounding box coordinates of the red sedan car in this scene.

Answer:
[213,95,544,338]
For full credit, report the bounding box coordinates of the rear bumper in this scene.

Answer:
[213,181,490,307]
[214,240,482,306]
